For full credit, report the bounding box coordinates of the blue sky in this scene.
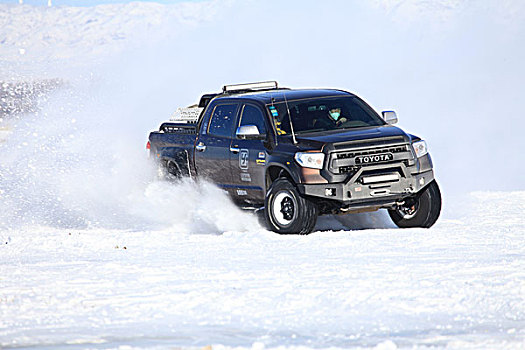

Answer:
[1,0,199,5]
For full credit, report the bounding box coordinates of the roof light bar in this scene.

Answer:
[223,81,278,93]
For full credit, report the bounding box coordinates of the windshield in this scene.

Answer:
[267,96,385,135]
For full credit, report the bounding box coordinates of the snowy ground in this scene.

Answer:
[1,191,524,349]
[1,1,525,349]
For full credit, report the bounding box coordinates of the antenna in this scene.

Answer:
[283,92,298,145]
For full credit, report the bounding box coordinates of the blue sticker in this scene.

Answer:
[269,106,279,117]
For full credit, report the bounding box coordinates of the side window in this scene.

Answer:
[239,104,267,135]
[199,107,213,135]
[208,104,238,138]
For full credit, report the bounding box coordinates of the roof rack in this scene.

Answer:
[222,81,278,93]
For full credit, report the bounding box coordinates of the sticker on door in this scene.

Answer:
[239,149,249,170]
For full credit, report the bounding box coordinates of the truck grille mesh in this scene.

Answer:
[330,143,412,177]
[335,144,409,160]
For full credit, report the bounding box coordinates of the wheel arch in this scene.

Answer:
[159,150,191,177]
[266,164,299,192]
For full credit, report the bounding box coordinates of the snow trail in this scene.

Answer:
[0,75,259,233]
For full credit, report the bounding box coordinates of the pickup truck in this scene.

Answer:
[147,81,441,234]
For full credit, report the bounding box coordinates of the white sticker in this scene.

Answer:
[239,149,249,170]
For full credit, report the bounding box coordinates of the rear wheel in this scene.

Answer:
[264,178,318,234]
[158,160,182,181]
[388,180,441,228]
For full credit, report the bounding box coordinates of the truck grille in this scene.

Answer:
[329,143,413,177]
[335,144,409,160]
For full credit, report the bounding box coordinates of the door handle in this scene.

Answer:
[230,147,240,154]
[196,142,206,152]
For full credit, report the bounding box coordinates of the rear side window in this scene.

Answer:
[239,104,267,135]
[208,104,238,138]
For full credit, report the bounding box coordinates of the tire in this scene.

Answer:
[264,178,318,234]
[158,160,182,181]
[388,180,442,228]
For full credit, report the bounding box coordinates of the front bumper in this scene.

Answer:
[297,164,435,205]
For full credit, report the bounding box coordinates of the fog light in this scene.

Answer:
[325,188,336,196]
[419,178,425,186]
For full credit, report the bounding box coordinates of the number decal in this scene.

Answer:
[239,149,249,170]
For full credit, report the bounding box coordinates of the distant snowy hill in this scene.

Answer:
[0,0,226,116]
[0,1,224,67]
[2,0,523,67]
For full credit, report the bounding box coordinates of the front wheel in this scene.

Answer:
[264,178,318,234]
[388,180,442,228]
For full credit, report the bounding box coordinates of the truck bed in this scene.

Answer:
[149,122,198,177]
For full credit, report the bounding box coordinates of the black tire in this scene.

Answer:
[388,180,442,228]
[264,178,318,234]
[158,160,182,181]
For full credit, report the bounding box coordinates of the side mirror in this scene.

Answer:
[382,111,398,125]
[236,125,265,140]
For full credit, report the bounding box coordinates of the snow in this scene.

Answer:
[1,191,524,349]
[0,1,225,67]
[1,0,525,349]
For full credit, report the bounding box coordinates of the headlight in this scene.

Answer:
[412,140,428,158]
[294,152,325,169]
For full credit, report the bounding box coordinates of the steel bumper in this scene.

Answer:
[298,167,435,204]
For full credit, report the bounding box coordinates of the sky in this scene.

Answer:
[1,0,198,5]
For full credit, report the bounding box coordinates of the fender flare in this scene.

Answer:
[265,162,302,190]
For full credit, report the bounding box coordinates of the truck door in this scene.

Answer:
[229,103,270,204]
[194,103,239,188]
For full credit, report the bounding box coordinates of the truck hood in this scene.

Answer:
[295,125,409,149]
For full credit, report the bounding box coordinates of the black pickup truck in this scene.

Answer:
[147,81,441,234]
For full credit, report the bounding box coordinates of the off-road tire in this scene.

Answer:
[264,178,318,234]
[158,160,182,181]
[388,180,442,228]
